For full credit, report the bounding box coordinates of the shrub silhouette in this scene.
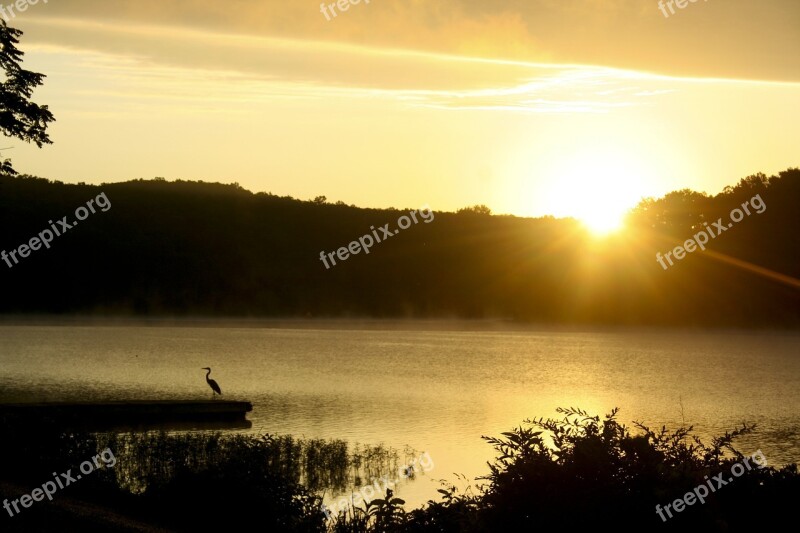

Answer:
[2,409,798,531]
[399,407,800,532]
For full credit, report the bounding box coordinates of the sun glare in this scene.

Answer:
[580,208,625,235]
[542,147,650,236]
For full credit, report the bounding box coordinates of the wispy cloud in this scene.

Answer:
[24,19,678,117]
[16,0,800,82]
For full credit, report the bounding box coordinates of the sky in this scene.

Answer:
[5,0,800,224]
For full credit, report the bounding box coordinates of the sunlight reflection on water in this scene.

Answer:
[1,323,799,507]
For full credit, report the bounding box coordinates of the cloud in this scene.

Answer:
[22,18,680,117]
[13,0,800,82]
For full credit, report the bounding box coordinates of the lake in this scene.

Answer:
[1,321,798,508]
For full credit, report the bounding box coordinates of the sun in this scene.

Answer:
[569,185,631,236]
[579,207,626,235]
[566,179,636,236]
[541,147,650,236]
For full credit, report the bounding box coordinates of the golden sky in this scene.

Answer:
[7,0,800,222]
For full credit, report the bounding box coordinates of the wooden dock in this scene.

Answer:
[0,400,253,431]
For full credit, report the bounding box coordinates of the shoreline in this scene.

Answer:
[0,315,798,335]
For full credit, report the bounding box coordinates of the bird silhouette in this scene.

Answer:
[201,367,222,398]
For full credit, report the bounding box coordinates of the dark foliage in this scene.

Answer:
[1,169,798,325]
[0,427,400,532]
[0,20,55,174]
[1,409,798,531]
[359,408,800,532]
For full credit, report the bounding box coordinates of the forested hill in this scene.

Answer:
[0,169,798,326]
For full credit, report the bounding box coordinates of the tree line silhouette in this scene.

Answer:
[0,169,798,326]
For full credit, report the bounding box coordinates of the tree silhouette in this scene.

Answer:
[0,20,55,174]
[0,169,798,325]
[457,204,492,215]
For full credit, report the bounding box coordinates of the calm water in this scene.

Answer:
[1,322,799,507]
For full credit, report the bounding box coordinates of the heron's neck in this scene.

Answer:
[205,369,211,378]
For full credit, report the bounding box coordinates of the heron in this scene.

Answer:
[201,367,222,398]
